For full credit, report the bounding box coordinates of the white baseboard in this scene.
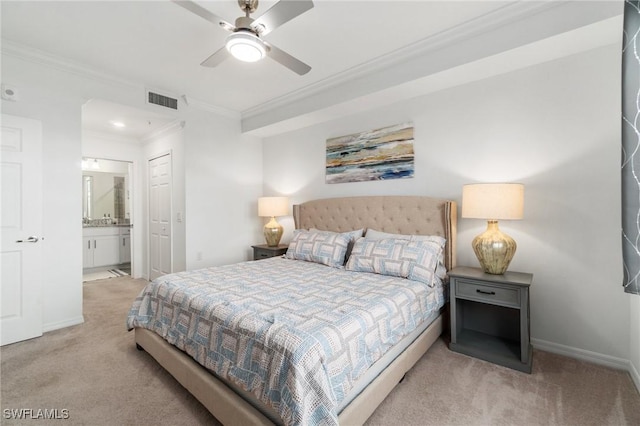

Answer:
[532,338,629,369]
[43,316,84,333]
[630,359,640,394]
[531,338,639,393]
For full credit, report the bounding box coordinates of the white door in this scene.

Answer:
[149,153,172,280]
[1,114,43,346]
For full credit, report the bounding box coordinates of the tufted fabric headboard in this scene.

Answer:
[293,196,457,270]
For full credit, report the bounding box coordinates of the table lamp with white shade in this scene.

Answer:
[258,196,289,247]
[462,183,524,274]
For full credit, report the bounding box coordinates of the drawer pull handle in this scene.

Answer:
[476,289,496,295]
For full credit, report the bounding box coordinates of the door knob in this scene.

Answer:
[16,236,39,243]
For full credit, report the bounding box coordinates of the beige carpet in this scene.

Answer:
[1,276,639,425]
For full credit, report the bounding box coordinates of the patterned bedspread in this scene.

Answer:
[127,257,444,425]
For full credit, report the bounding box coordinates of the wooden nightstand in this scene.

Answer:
[449,266,533,373]
[251,244,288,260]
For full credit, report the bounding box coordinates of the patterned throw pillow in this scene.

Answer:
[345,237,446,286]
[364,229,448,280]
[285,230,352,268]
[311,228,363,263]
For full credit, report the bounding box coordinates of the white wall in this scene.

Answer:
[631,298,640,388]
[1,50,262,330]
[183,110,264,269]
[263,44,632,365]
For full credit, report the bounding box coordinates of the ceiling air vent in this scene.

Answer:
[147,90,178,110]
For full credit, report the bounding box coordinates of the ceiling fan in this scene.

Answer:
[173,0,313,75]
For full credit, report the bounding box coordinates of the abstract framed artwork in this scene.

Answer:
[326,122,415,184]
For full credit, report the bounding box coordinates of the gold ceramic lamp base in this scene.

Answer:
[472,220,517,275]
[263,216,283,247]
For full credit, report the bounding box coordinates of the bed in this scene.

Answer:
[128,196,457,425]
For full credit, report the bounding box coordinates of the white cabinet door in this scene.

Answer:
[83,236,93,268]
[83,227,123,269]
[120,235,131,264]
[92,235,120,267]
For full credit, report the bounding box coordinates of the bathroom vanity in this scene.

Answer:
[83,225,131,270]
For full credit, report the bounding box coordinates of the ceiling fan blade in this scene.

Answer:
[251,0,314,36]
[172,0,235,32]
[200,47,230,68]
[265,43,311,75]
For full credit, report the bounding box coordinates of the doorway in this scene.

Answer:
[81,158,134,281]
[81,98,181,281]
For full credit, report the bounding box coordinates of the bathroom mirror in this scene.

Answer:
[82,158,131,221]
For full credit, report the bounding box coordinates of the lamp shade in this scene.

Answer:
[462,183,524,220]
[258,197,289,217]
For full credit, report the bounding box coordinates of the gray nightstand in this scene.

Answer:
[449,266,533,373]
[251,244,288,260]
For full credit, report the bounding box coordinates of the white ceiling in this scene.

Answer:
[82,99,179,140]
[0,1,624,138]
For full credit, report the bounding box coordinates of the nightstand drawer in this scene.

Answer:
[254,248,275,259]
[456,279,520,307]
[251,244,288,260]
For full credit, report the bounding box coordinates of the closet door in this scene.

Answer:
[149,153,172,281]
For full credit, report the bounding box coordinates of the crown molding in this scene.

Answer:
[244,11,623,138]
[241,1,561,120]
[1,39,141,90]
[140,119,186,143]
[183,95,241,120]
[1,39,239,119]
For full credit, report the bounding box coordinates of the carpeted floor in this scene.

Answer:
[1,276,639,425]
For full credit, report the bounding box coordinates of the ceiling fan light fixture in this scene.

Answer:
[225,30,266,62]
